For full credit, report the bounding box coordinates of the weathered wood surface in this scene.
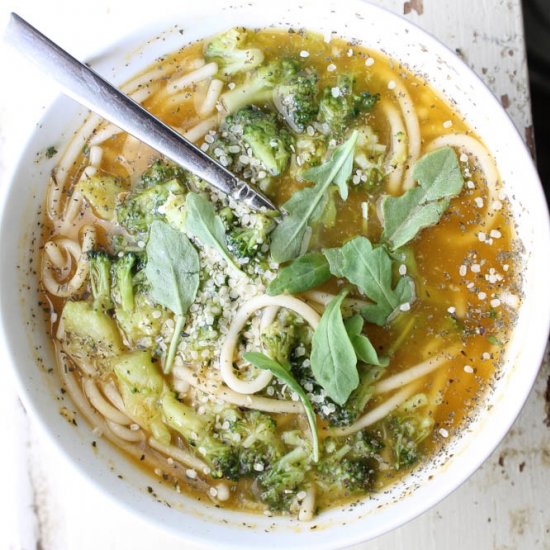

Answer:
[0,0,548,549]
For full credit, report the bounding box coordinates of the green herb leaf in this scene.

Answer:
[325,236,415,326]
[344,315,389,366]
[243,351,319,462]
[270,131,358,263]
[184,192,241,272]
[267,252,331,296]
[145,220,200,374]
[145,220,200,316]
[382,147,464,250]
[310,290,359,405]
[302,137,356,201]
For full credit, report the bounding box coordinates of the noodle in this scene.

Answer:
[129,84,159,104]
[41,225,96,297]
[298,485,316,522]
[106,420,145,442]
[88,145,103,167]
[148,437,208,472]
[374,349,459,394]
[121,63,180,95]
[55,113,102,189]
[375,67,421,190]
[183,115,219,143]
[44,240,71,273]
[169,62,219,93]
[393,81,421,190]
[198,78,224,117]
[329,384,419,437]
[53,190,85,237]
[173,365,303,414]
[89,123,122,146]
[193,79,211,114]
[101,381,126,412]
[83,378,132,425]
[46,174,63,222]
[381,101,407,195]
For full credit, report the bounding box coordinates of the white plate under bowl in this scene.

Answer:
[1,1,549,548]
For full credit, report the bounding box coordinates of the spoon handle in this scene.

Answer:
[6,13,278,213]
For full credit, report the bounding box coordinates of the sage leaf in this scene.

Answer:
[184,192,241,272]
[325,236,415,326]
[311,291,359,405]
[243,352,319,462]
[145,220,200,374]
[382,147,464,250]
[270,131,358,263]
[145,220,200,316]
[344,315,389,366]
[267,252,331,296]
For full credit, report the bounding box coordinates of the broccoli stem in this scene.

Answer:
[114,254,136,312]
[88,251,113,312]
[164,315,185,374]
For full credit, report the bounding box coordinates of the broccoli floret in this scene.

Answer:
[260,319,297,365]
[204,28,264,76]
[110,255,168,350]
[258,444,312,511]
[225,212,275,260]
[348,429,385,458]
[115,290,168,351]
[318,456,374,493]
[318,75,379,136]
[273,68,319,133]
[217,409,283,476]
[161,393,240,480]
[290,135,328,177]
[114,268,168,351]
[382,394,434,470]
[88,250,113,311]
[140,159,188,188]
[258,311,312,372]
[317,431,382,494]
[219,58,299,115]
[352,125,386,189]
[208,106,293,188]
[223,106,293,176]
[116,179,184,233]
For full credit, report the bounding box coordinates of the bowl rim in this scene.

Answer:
[1,0,549,548]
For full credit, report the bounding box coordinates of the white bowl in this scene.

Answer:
[1,1,549,548]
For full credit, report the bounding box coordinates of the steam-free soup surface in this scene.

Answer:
[40,27,520,519]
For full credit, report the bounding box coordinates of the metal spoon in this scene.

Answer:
[6,13,278,213]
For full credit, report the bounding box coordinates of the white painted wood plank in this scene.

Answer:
[393,0,533,139]
[0,1,547,550]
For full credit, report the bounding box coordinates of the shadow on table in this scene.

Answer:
[523,0,550,200]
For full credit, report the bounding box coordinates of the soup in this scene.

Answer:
[39,27,520,520]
